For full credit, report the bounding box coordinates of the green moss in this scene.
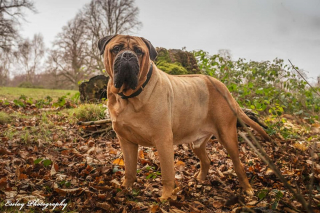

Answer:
[156,48,172,62]
[0,112,11,124]
[155,47,201,75]
[156,61,189,75]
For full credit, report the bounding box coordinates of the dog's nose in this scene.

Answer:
[122,51,134,61]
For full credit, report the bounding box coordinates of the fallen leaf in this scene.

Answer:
[0,147,11,155]
[212,201,223,208]
[139,150,145,159]
[112,158,124,166]
[265,168,274,176]
[150,204,159,213]
[96,202,112,210]
[0,177,7,189]
[175,160,185,171]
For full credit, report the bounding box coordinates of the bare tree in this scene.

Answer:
[14,33,45,83]
[46,49,76,89]
[46,0,142,88]
[0,0,36,86]
[49,14,91,89]
[0,0,36,50]
[82,0,142,72]
[0,47,11,86]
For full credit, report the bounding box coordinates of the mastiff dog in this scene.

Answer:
[98,35,270,200]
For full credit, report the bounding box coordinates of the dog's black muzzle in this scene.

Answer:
[113,50,140,90]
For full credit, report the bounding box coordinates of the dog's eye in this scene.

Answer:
[135,48,143,55]
[112,46,121,53]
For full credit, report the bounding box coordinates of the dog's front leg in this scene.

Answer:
[155,135,175,201]
[119,137,138,188]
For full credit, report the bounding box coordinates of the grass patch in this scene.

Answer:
[70,104,107,122]
[0,111,11,124]
[0,86,77,101]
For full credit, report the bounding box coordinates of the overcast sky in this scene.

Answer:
[21,0,320,82]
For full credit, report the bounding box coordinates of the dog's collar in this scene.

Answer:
[118,63,153,99]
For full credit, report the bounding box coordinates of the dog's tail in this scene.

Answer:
[237,108,271,141]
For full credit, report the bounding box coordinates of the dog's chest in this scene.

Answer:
[110,105,153,146]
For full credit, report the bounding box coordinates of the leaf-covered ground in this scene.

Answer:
[0,101,320,212]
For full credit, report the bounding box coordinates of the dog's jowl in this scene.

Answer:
[98,35,270,200]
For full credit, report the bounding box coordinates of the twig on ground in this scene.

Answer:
[83,126,112,138]
[279,200,301,213]
[309,142,316,207]
[78,119,112,126]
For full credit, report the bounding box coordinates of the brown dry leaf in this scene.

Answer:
[81,165,94,176]
[70,148,82,157]
[91,185,112,191]
[0,177,7,189]
[293,142,307,151]
[175,160,185,171]
[138,150,145,159]
[160,208,169,213]
[54,187,84,196]
[169,208,185,213]
[312,123,320,128]
[110,179,121,188]
[87,147,96,155]
[31,190,46,200]
[54,163,59,172]
[50,163,59,176]
[55,141,63,147]
[311,126,320,134]
[265,168,274,176]
[52,134,59,141]
[96,202,112,210]
[79,145,89,153]
[140,159,152,166]
[19,173,28,180]
[61,149,70,155]
[150,204,159,213]
[0,146,11,155]
[217,168,225,177]
[109,148,118,155]
[112,158,124,166]
[87,139,95,147]
[97,194,106,200]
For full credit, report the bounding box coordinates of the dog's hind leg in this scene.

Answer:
[217,127,254,196]
[192,137,211,181]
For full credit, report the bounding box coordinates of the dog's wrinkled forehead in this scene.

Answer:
[98,35,157,61]
[111,35,141,49]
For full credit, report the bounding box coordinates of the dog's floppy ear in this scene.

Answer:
[98,35,117,55]
[141,37,157,61]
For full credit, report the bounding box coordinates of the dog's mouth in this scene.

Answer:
[113,50,140,93]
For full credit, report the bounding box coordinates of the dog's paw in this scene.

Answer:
[122,180,134,188]
[245,187,254,197]
[159,195,171,202]
[159,190,175,202]
[196,172,207,181]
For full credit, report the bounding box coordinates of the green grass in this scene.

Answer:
[0,87,77,101]
[66,104,107,122]
[0,111,11,124]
